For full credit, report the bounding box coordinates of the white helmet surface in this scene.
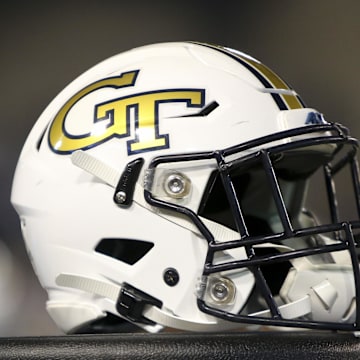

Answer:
[11,42,360,333]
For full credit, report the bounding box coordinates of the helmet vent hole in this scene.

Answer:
[95,238,154,265]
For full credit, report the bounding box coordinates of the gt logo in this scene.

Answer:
[48,70,205,155]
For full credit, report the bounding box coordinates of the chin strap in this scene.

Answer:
[55,273,242,331]
[70,150,229,236]
[55,273,311,332]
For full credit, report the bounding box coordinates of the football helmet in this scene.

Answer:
[11,42,360,333]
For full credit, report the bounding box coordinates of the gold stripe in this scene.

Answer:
[236,55,303,109]
[282,94,303,110]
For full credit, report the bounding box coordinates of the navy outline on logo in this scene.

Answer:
[48,69,206,156]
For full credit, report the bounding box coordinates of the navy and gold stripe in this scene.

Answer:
[192,42,306,110]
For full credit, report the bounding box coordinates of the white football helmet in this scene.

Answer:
[11,42,360,333]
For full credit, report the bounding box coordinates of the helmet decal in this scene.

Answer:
[48,69,206,155]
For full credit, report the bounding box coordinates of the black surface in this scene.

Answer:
[0,332,359,359]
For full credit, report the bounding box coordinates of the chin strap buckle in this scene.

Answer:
[116,283,162,325]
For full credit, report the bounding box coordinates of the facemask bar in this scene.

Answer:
[324,145,360,224]
[144,122,360,331]
[200,150,360,331]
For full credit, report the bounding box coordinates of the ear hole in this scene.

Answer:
[95,238,154,265]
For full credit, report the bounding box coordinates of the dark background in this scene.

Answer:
[0,0,359,336]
